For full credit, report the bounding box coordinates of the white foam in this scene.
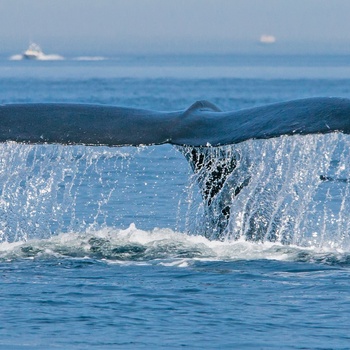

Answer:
[1,224,348,266]
[32,54,64,61]
[8,54,23,61]
[8,54,64,61]
[73,56,106,61]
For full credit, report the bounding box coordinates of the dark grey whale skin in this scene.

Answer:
[0,97,350,147]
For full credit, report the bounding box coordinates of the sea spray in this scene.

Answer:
[1,224,350,266]
[182,133,350,247]
[1,134,350,249]
[0,143,141,242]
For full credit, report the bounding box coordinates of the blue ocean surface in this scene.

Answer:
[1,54,350,349]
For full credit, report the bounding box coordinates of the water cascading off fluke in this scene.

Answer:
[1,133,350,249]
[181,133,350,248]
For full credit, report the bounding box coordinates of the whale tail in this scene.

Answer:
[1,98,350,240]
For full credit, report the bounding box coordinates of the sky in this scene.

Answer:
[1,0,350,56]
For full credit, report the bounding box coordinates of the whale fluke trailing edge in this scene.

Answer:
[1,97,350,238]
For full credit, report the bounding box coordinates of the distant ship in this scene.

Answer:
[22,43,44,60]
[9,43,64,61]
[259,35,276,44]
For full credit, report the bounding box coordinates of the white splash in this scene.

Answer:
[0,224,348,266]
[184,133,350,246]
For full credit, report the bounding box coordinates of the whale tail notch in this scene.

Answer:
[184,100,222,115]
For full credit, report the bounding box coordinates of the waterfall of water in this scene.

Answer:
[183,133,350,248]
[0,143,141,242]
[1,133,350,249]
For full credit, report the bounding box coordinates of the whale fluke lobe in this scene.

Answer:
[1,97,350,239]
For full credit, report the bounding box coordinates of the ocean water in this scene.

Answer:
[1,54,350,349]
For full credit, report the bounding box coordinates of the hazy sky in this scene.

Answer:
[1,0,350,55]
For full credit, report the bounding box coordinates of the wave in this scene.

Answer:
[36,54,64,61]
[73,56,106,61]
[8,54,64,61]
[8,54,23,61]
[1,224,350,267]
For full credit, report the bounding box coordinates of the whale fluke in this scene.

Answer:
[1,97,350,239]
[1,97,350,147]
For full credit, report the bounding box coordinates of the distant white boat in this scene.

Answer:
[22,43,44,60]
[259,35,276,44]
[9,43,64,61]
